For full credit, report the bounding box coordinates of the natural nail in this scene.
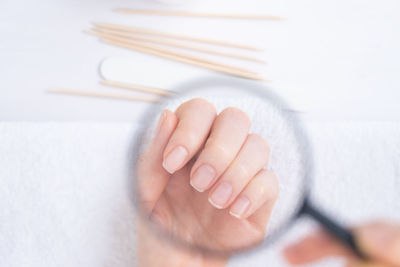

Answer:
[191,164,216,192]
[163,146,188,174]
[230,196,250,218]
[209,182,232,208]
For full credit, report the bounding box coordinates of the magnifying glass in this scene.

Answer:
[130,76,365,259]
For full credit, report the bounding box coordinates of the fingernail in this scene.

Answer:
[209,182,232,209]
[155,110,166,136]
[190,165,216,192]
[163,146,188,174]
[229,196,250,219]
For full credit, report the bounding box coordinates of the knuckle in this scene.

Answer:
[204,137,232,163]
[204,135,217,149]
[259,170,279,201]
[149,210,171,229]
[268,172,280,201]
[175,128,199,150]
[220,107,251,128]
[178,98,216,115]
[248,133,270,164]
[248,133,269,150]
[236,163,250,179]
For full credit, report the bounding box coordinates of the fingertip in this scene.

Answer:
[163,109,178,131]
[233,169,279,221]
[155,110,167,137]
[220,107,251,130]
[189,178,205,192]
[161,99,217,175]
[355,221,400,265]
[229,196,251,219]
[208,197,224,209]
[282,245,302,265]
[136,109,178,214]
[190,164,216,192]
[175,98,217,117]
[153,109,177,143]
[229,210,242,219]
[162,145,188,174]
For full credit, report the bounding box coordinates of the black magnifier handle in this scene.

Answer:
[299,198,366,260]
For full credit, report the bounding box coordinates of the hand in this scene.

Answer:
[283,221,400,267]
[137,99,279,266]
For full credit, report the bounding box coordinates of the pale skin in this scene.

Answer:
[137,98,279,266]
[283,221,400,267]
[136,98,400,267]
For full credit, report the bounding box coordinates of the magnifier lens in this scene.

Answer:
[132,78,311,255]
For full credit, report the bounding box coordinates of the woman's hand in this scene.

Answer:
[283,221,400,267]
[137,99,279,266]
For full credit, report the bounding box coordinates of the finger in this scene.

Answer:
[190,107,251,192]
[137,110,178,213]
[355,221,400,266]
[162,98,216,174]
[208,133,270,209]
[229,169,279,220]
[283,230,352,265]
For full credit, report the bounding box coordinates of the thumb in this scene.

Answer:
[355,221,400,266]
[136,110,178,214]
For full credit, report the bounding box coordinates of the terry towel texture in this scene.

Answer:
[0,121,399,267]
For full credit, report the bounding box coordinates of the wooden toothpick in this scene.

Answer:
[47,89,160,102]
[92,22,263,51]
[93,27,265,63]
[87,29,256,75]
[101,79,174,96]
[100,37,269,81]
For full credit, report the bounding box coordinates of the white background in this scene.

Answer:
[1,0,400,121]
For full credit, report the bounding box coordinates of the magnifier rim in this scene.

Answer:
[128,75,313,257]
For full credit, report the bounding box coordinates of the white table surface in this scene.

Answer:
[1,0,400,121]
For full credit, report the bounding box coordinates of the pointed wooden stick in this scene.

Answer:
[101,79,174,96]
[114,9,283,20]
[92,22,263,51]
[47,89,160,102]
[93,27,265,63]
[87,29,256,75]
[100,37,269,81]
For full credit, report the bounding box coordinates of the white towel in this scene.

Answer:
[1,121,399,267]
